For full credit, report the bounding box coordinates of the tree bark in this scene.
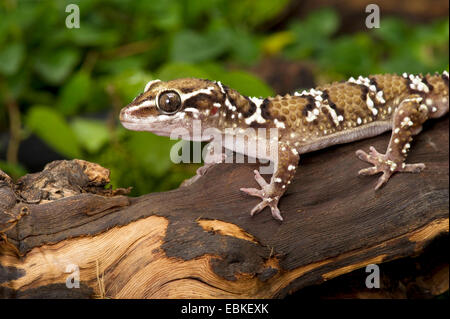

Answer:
[0,117,448,299]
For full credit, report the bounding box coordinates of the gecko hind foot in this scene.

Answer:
[240,170,283,221]
[356,146,425,190]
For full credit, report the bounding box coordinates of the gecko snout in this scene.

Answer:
[119,107,128,122]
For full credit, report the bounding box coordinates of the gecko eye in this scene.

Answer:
[157,90,182,114]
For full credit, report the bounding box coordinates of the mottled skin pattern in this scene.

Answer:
[120,72,449,221]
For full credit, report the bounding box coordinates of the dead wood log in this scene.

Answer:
[0,117,448,299]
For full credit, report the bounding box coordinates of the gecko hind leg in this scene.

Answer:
[356,95,429,190]
[356,146,425,189]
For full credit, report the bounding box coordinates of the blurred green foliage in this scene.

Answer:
[0,0,448,196]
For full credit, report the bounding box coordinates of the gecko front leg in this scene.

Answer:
[181,141,227,187]
[241,143,299,221]
[196,141,227,176]
[356,95,430,189]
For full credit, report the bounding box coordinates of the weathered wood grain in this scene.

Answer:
[0,117,448,299]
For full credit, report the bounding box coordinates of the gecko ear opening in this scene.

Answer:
[156,90,182,114]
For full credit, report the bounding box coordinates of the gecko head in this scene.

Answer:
[119,78,227,138]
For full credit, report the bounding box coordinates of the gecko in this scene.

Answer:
[119,71,449,221]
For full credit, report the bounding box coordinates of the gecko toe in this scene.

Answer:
[356,149,370,162]
[253,170,269,188]
[358,167,380,176]
[402,163,426,173]
[249,198,283,221]
[270,206,283,221]
[375,171,392,190]
[250,200,268,216]
[240,187,264,198]
[356,146,385,165]
[369,146,381,156]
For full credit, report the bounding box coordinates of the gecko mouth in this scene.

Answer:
[120,120,149,131]
[120,120,170,134]
[120,119,190,138]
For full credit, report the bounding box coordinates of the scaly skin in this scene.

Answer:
[120,72,449,221]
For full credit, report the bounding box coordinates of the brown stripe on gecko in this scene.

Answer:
[359,85,369,102]
[403,74,418,94]
[321,90,343,115]
[176,79,212,94]
[321,91,330,101]
[360,84,379,118]
[442,72,449,87]
[184,93,217,110]
[146,81,162,93]
[347,81,372,105]
[130,106,157,118]
[320,106,336,126]
[242,96,257,118]
[368,77,384,103]
[179,87,197,94]
[260,98,271,120]
[403,74,412,92]
[224,88,254,119]
[321,90,345,126]
[224,86,237,110]
[369,77,379,91]
[301,95,315,116]
[421,76,433,92]
[320,91,338,126]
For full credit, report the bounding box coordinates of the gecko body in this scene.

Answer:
[120,72,449,221]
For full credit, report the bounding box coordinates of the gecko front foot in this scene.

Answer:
[356,146,425,190]
[240,170,283,221]
[192,153,227,179]
[181,154,227,187]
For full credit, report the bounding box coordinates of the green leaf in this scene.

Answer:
[33,49,80,84]
[58,71,91,115]
[71,118,110,153]
[229,29,261,65]
[126,131,177,177]
[25,105,81,158]
[0,42,25,76]
[303,8,339,37]
[182,0,221,25]
[136,0,182,31]
[97,56,148,75]
[228,0,290,27]
[106,69,154,103]
[156,63,210,80]
[68,25,119,47]
[262,31,295,56]
[374,18,409,45]
[216,71,274,97]
[171,30,230,63]
[318,34,376,76]
[0,160,27,180]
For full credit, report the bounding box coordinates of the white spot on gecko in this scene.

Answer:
[274,119,286,129]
